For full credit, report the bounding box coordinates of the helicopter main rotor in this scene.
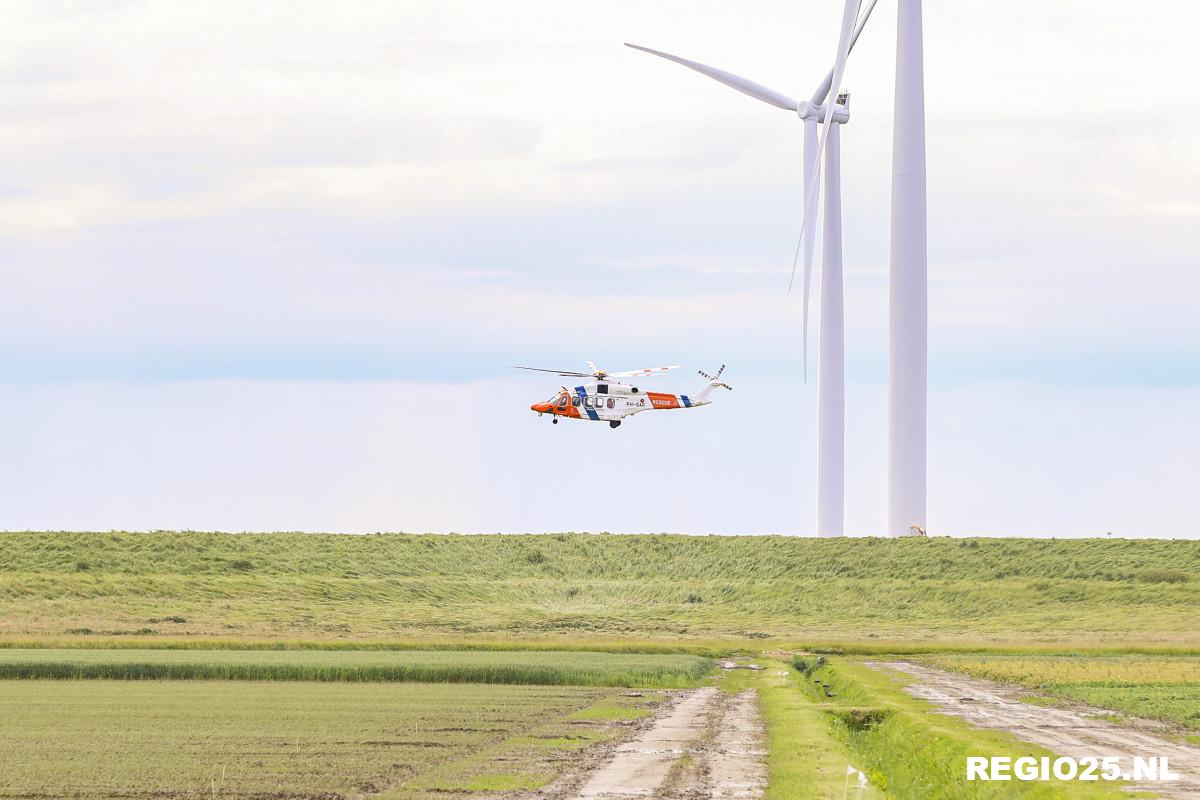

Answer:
[512,362,680,381]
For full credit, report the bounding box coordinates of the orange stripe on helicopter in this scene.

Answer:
[646,391,680,409]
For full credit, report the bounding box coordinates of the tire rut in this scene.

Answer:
[560,687,766,800]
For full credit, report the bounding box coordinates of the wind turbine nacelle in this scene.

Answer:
[796,99,850,124]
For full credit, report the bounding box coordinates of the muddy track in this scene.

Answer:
[547,687,766,800]
[875,661,1200,799]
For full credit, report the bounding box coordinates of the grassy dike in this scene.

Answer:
[797,659,1131,800]
[2,531,1197,645]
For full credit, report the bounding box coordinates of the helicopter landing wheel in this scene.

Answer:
[552,418,558,424]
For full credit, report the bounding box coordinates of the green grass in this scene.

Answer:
[0,648,711,687]
[569,700,653,719]
[796,660,1130,799]
[1055,685,1200,731]
[923,654,1200,732]
[719,659,880,799]
[0,679,651,799]
[397,691,659,798]
[1,531,1197,645]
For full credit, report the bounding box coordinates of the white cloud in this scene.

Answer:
[1,1,1199,533]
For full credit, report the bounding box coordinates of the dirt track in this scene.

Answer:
[564,687,766,799]
[876,661,1200,798]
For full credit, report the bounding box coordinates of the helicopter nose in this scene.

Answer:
[531,401,551,413]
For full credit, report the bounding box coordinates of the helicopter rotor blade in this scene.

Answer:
[512,366,595,378]
[604,365,682,378]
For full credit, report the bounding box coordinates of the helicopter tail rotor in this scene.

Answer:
[695,365,732,401]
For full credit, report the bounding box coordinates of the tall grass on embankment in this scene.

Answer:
[2,531,1197,643]
[0,648,712,687]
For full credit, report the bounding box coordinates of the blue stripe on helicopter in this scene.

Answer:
[575,385,600,421]
[681,395,692,407]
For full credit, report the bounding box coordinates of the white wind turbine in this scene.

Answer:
[888,0,928,537]
[627,0,877,537]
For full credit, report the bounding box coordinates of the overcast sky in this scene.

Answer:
[2,0,1198,536]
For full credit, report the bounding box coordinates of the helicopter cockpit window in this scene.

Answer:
[555,394,568,408]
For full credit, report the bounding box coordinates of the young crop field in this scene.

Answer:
[0,531,1196,645]
[0,680,661,799]
[2,652,1174,799]
[0,647,711,687]
[921,654,1200,732]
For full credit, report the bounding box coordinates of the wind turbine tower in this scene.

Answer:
[888,0,928,537]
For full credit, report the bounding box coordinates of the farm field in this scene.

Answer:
[0,647,710,686]
[0,679,660,799]
[1,531,1197,646]
[921,654,1200,733]
[0,657,1152,800]
[1,532,1197,798]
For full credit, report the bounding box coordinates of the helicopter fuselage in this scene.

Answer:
[530,380,708,425]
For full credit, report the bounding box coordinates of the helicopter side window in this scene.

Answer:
[584,397,594,409]
[607,398,616,409]
[572,396,581,408]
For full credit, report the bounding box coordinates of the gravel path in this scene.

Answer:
[876,660,1200,798]
[567,687,766,799]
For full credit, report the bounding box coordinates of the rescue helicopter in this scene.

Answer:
[516,362,731,428]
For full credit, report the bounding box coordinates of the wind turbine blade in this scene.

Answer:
[793,119,819,381]
[625,43,800,111]
[789,0,860,381]
[809,0,880,106]
[802,121,818,282]
[815,0,860,187]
